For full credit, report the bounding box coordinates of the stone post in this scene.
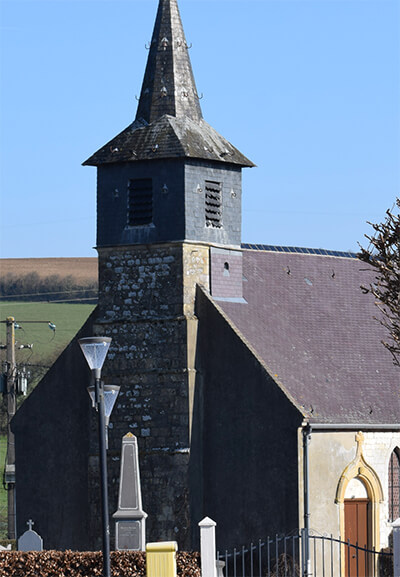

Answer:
[199,517,217,577]
[392,518,400,577]
[113,433,147,550]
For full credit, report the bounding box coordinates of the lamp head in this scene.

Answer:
[86,383,120,425]
[78,337,112,377]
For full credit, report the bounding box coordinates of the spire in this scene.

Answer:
[135,0,202,124]
[83,0,254,168]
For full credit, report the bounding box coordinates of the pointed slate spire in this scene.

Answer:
[136,0,202,124]
[84,0,254,168]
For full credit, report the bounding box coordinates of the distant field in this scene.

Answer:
[0,301,96,369]
[0,258,98,282]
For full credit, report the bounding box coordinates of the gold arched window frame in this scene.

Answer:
[335,432,384,575]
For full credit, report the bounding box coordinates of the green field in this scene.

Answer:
[0,301,96,368]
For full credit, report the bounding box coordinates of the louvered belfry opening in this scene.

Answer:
[128,178,153,226]
[205,180,222,228]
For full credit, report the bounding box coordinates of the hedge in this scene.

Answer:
[0,550,201,577]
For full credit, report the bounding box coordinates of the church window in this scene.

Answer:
[205,180,222,227]
[127,179,153,226]
[389,448,400,521]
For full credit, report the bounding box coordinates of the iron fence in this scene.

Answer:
[217,530,393,577]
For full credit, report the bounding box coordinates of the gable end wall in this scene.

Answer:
[191,287,303,548]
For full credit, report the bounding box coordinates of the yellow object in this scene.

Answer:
[146,541,178,577]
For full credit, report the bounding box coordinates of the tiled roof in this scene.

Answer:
[215,248,400,425]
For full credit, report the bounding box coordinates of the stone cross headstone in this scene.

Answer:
[18,519,43,551]
[113,433,147,551]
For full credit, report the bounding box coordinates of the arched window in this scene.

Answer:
[388,448,400,521]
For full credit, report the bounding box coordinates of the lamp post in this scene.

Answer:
[78,336,119,577]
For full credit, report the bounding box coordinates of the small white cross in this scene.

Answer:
[27,519,34,530]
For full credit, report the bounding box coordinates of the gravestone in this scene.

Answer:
[113,433,147,550]
[18,519,43,551]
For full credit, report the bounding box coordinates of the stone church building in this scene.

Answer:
[12,0,400,566]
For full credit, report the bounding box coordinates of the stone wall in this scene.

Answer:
[302,429,400,575]
[91,242,209,550]
[362,432,400,546]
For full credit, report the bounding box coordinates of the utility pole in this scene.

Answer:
[5,317,16,540]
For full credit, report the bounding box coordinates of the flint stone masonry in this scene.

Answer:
[87,242,209,549]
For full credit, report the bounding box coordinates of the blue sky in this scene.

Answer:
[0,0,399,258]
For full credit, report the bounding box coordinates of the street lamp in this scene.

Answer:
[78,336,119,577]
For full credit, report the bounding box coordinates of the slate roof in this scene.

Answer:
[84,0,254,168]
[83,115,254,167]
[214,247,400,425]
[135,0,202,125]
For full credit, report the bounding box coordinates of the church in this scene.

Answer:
[12,0,400,568]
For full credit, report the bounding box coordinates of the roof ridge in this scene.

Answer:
[241,244,358,259]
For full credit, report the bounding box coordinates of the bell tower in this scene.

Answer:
[84,0,253,249]
[84,0,253,548]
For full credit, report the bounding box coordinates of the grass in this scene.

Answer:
[0,301,96,368]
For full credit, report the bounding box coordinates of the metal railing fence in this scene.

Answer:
[217,531,393,577]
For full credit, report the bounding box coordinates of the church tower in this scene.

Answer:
[84,0,253,548]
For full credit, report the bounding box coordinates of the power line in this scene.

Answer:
[43,297,98,303]
[0,288,98,300]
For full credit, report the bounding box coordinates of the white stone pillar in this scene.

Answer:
[392,518,400,577]
[199,517,217,577]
